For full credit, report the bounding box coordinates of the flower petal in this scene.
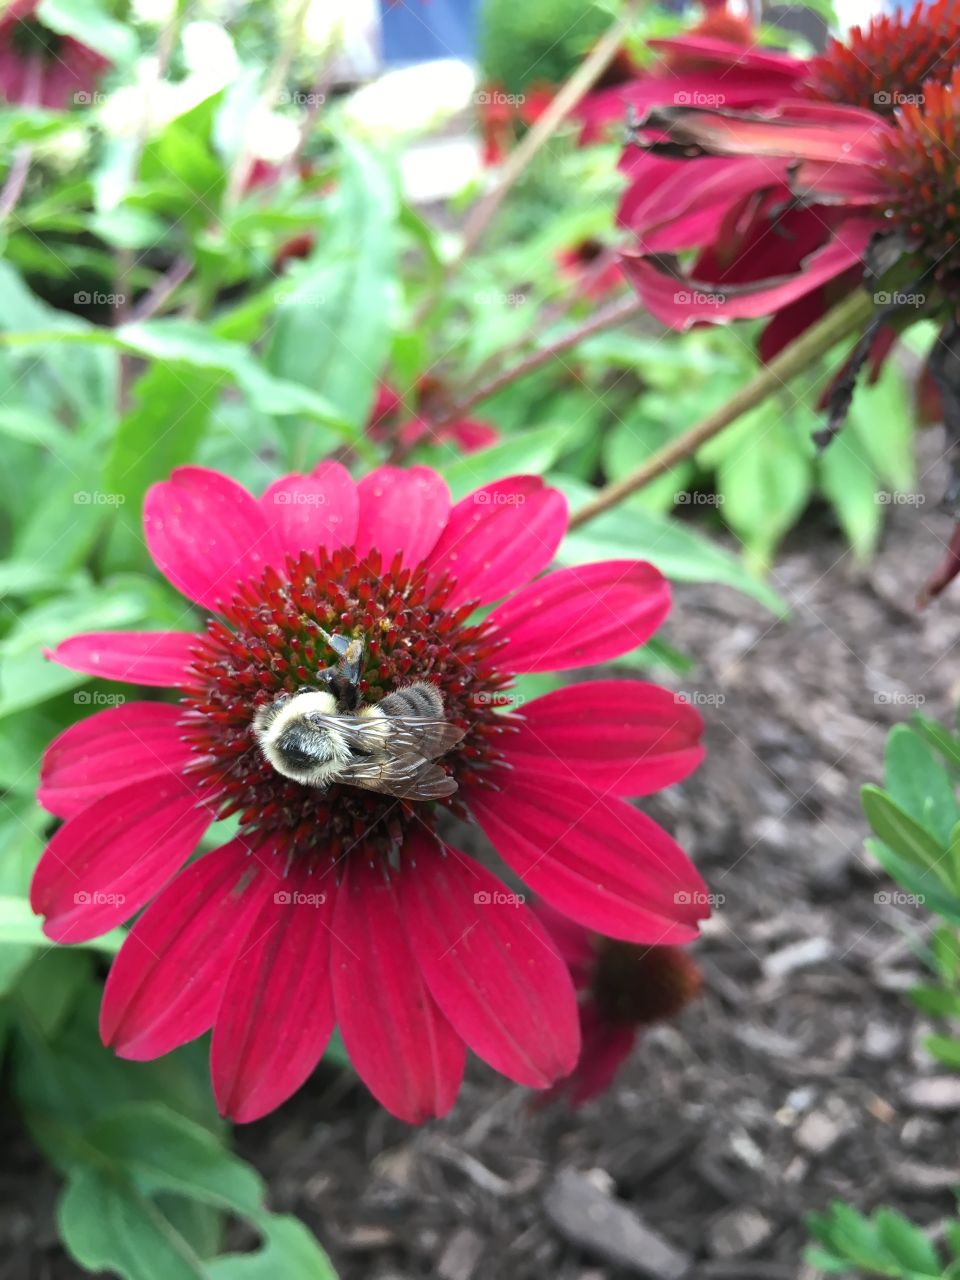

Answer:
[562,1005,637,1106]
[48,631,197,687]
[424,477,568,608]
[144,466,280,610]
[401,836,579,1088]
[502,680,704,795]
[261,461,358,561]
[621,224,874,326]
[39,702,194,819]
[331,856,465,1122]
[31,776,210,943]
[470,778,708,944]
[488,562,670,672]
[354,466,450,568]
[101,838,276,1060]
[211,865,336,1122]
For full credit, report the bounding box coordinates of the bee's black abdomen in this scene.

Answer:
[378,682,443,719]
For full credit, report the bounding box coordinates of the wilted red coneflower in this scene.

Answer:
[34,464,709,1123]
[619,0,960,355]
[533,900,703,1105]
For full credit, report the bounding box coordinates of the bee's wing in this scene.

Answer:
[309,713,465,800]
[307,713,464,761]
[380,716,466,761]
[334,755,459,800]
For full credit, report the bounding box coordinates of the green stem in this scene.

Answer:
[567,286,876,530]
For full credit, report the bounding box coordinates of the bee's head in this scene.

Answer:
[252,689,348,783]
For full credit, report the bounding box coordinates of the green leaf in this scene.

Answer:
[931,925,960,983]
[266,139,398,433]
[847,360,916,493]
[862,786,951,882]
[106,364,225,515]
[439,422,588,499]
[912,715,960,777]
[866,838,960,926]
[38,0,137,63]
[884,724,959,846]
[716,414,813,569]
[819,423,884,561]
[59,1168,210,1280]
[924,1034,960,1069]
[0,321,355,439]
[874,1208,943,1276]
[208,1214,338,1280]
[86,1105,262,1214]
[911,985,960,1017]
[0,896,124,953]
[554,476,788,615]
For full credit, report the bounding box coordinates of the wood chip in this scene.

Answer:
[543,1167,692,1279]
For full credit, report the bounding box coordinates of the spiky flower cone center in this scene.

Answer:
[179,547,514,861]
[808,0,960,115]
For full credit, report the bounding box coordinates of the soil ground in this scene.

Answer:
[5,433,960,1280]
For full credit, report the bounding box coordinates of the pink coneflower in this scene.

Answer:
[368,379,499,455]
[0,0,109,110]
[33,464,709,1123]
[534,901,703,1105]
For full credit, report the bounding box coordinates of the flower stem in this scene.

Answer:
[458,2,640,258]
[435,293,644,426]
[567,287,876,530]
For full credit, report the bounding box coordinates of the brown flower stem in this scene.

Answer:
[458,2,640,259]
[567,287,876,531]
[434,293,644,426]
[411,2,639,329]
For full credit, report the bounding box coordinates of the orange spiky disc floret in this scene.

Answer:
[807,0,960,114]
[879,67,960,276]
